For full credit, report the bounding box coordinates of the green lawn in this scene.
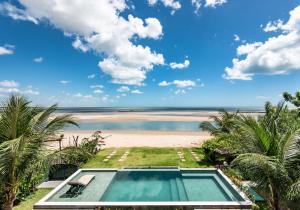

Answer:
[13,188,52,210]
[13,147,212,210]
[83,147,212,168]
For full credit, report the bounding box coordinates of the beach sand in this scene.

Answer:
[48,110,259,149]
[50,130,212,149]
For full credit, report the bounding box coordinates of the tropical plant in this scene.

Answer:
[283,91,300,116]
[226,102,300,210]
[200,109,238,136]
[201,137,232,163]
[0,95,77,210]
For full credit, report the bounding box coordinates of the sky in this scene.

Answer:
[0,0,300,107]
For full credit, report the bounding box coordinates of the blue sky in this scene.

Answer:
[0,0,300,107]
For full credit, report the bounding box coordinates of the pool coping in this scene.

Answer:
[34,168,253,209]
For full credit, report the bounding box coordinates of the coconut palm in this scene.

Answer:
[0,95,77,210]
[228,102,300,210]
[200,109,238,136]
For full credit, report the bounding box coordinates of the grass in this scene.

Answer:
[13,188,52,210]
[83,147,212,168]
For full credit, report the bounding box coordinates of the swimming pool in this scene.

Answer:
[35,168,252,209]
[66,121,203,132]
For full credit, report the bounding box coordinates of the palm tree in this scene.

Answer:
[200,109,238,136]
[228,102,300,210]
[0,95,77,210]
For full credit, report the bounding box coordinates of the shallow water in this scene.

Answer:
[66,121,203,132]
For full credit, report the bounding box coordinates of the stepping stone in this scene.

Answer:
[103,159,109,162]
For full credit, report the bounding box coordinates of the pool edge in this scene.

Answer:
[34,168,253,210]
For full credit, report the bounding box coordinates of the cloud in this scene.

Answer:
[234,34,240,42]
[73,93,82,97]
[205,0,227,8]
[0,44,14,55]
[224,5,300,80]
[0,81,39,95]
[131,89,143,94]
[73,92,94,99]
[174,89,186,95]
[23,89,39,95]
[236,42,262,56]
[263,19,284,32]
[3,0,165,86]
[191,0,201,14]
[90,85,104,89]
[88,74,96,79]
[159,80,197,88]
[173,80,196,88]
[72,37,89,52]
[0,88,19,93]
[170,59,190,69]
[0,2,38,24]
[158,81,170,86]
[0,80,19,87]
[117,86,130,92]
[93,89,103,94]
[34,57,43,63]
[60,80,69,85]
[148,0,181,14]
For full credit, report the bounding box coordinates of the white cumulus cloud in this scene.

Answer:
[0,2,38,24]
[0,44,14,55]
[148,0,181,14]
[158,81,170,86]
[170,59,190,69]
[4,0,164,86]
[131,89,143,94]
[224,5,300,80]
[0,80,19,87]
[263,19,284,32]
[234,34,240,42]
[205,0,227,8]
[159,80,197,88]
[93,89,103,94]
[34,57,43,63]
[191,0,201,14]
[90,85,104,89]
[88,74,96,79]
[117,86,130,92]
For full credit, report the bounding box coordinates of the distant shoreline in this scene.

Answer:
[55,107,265,113]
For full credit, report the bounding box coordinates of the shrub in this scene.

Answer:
[202,137,232,163]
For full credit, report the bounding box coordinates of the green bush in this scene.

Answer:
[51,147,92,166]
[202,137,231,163]
[80,138,99,155]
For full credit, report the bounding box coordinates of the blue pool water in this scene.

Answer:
[66,121,202,132]
[47,169,244,202]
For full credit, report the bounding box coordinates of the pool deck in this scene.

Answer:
[34,168,252,210]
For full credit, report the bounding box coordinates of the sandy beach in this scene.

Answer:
[48,110,260,149]
[48,130,211,149]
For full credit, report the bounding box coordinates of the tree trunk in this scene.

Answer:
[2,192,16,210]
[270,184,281,210]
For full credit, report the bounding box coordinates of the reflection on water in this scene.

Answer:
[66,121,203,132]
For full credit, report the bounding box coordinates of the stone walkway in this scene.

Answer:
[118,150,130,162]
[190,150,200,161]
[177,151,186,162]
[103,150,117,162]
